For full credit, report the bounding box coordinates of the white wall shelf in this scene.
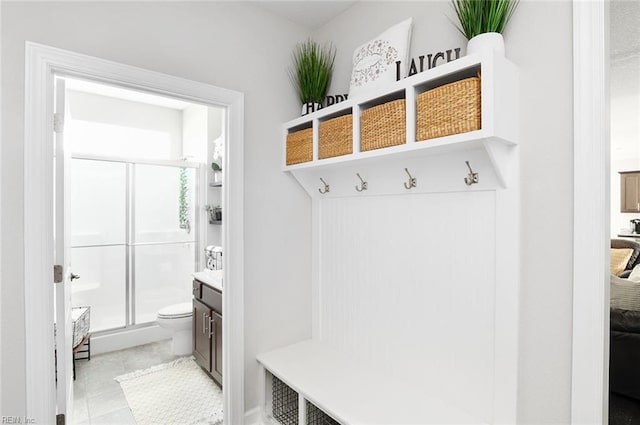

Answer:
[282,51,518,194]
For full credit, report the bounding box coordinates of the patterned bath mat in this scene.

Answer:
[115,357,223,425]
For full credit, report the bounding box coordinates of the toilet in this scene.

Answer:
[156,302,193,356]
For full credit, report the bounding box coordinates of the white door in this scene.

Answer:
[54,77,74,419]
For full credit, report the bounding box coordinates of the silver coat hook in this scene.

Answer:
[355,173,368,192]
[318,178,330,194]
[404,168,417,190]
[464,161,479,185]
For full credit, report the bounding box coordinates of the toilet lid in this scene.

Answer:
[158,302,192,319]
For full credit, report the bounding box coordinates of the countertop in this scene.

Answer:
[618,233,640,238]
[192,269,223,292]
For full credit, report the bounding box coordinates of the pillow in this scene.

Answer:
[348,18,413,100]
[611,274,640,311]
[629,264,640,282]
[611,248,634,276]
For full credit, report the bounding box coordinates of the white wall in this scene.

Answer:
[1,1,577,421]
[182,104,226,268]
[67,90,184,160]
[206,107,223,265]
[182,104,208,163]
[0,2,312,415]
[320,192,498,422]
[312,1,574,423]
[182,104,211,270]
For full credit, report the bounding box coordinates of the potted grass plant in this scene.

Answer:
[451,0,519,56]
[289,39,336,116]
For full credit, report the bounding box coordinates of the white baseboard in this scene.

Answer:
[244,406,263,425]
[91,325,171,355]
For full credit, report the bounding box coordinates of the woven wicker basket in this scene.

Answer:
[286,127,313,165]
[319,114,353,159]
[360,99,406,152]
[416,76,481,141]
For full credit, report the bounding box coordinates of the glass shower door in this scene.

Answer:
[132,164,197,324]
[70,159,127,332]
[70,158,199,332]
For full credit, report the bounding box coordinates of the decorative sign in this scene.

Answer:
[396,47,462,81]
[325,94,348,107]
[302,47,463,116]
[302,94,349,115]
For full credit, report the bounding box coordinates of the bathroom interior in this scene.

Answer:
[63,77,226,424]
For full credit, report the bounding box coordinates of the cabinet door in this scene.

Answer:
[193,299,212,372]
[621,173,640,212]
[211,311,223,385]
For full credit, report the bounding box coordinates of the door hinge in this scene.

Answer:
[54,265,63,284]
[56,413,65,425]
[54,113,64,133]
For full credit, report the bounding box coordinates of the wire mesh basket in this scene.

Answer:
[71,306,91,349]
[307,401,341,425]
[272,375,299,425]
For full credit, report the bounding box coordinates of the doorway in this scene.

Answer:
[24,43,245,424]
[57,76,227,423]
[608,1,640,423]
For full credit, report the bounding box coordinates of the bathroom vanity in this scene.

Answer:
[192,276,223,386]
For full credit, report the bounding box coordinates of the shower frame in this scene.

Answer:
[71,152,205,333]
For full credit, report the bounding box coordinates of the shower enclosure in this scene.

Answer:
[69,155,201,333]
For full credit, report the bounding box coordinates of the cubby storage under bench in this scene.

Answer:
[257,340,485,425]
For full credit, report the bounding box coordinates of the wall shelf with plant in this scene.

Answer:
[282,50,518,196]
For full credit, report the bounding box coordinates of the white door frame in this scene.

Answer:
[24,42,245,424]
[571,1,610,424]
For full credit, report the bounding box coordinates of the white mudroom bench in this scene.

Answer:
[257,340,485,425]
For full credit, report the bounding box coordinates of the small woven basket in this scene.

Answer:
[286,127,313,165]
[319,114,353,159]
[360,99,406,151]
[416,76,481,141]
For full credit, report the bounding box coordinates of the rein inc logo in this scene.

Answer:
[2,417,35,424]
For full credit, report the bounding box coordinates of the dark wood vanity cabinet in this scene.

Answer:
[212,310,223,382]
[193,298,212,372]
[192,279,223,386]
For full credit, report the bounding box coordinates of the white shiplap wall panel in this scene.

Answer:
[319,191,496,421]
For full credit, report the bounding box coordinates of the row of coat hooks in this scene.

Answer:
[318,161,479,194]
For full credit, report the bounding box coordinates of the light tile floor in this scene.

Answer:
[72,339,179,425]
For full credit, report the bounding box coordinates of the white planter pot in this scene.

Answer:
[467,32,505,56]
[301,102,322,116]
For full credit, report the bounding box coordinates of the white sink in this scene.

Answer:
[193,269,223,292]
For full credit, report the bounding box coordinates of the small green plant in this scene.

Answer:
[289,39,336,105]
[451,0,519,40]
[178,167,189,229]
